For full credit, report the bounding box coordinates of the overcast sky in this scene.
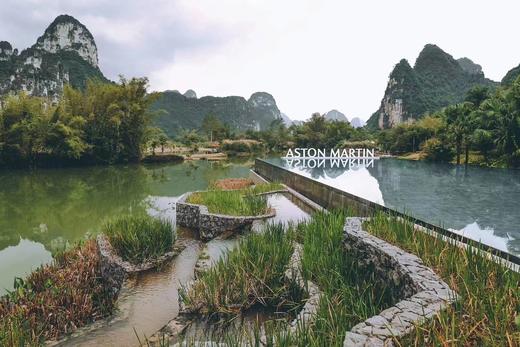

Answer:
[1,0,520,121]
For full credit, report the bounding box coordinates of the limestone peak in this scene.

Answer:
[35,14,98,67]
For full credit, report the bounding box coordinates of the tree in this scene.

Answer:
[0,77,157,167]
[145,127,168,155]
[201,114,224,142]
[0,93,51,165]
[444,103,474,165]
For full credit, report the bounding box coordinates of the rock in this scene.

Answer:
[35,14,98,67]
[366,44,496,129]
[350,117,365,128]
[324,109,349,122]
[0,14,107,99]
[183,89,197,98]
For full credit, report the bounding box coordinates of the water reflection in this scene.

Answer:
[0,160,252,294]
[269,157,520,256]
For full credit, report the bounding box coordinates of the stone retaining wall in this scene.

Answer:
[284,243,322,333]
[176,191,275,241]
[97,234,183,288]
[342,217,458,347]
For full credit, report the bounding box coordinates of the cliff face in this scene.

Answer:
[0,15,107,100]
[502,63,520,86]
[151,90,282,136]
[367,44,496,129]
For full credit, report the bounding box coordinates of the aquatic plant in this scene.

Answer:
[181,223,303,318]
[0,240,116,346]
[104,214,175,264]
[286,210,393,346]
[186,182,284,216]
[180,210,392,346]
[187,189,268,216]
[364,212,520,346]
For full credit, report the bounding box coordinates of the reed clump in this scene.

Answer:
[364,212,520,346]
[284,210,394,346]
[181,223,303,319]
[104,214,175,264]
[0,240,116,346]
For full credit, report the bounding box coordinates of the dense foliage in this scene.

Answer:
[242,114,371,152]
[0,78,156,167]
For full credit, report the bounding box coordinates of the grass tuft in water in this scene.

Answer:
[282,210,394,346]
[104,214,175,264]
[181,222,303,319]
[186,182,284,216]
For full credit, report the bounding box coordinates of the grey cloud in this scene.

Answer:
[0,0,228,81]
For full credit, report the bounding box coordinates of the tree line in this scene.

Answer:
[0,78,157,168]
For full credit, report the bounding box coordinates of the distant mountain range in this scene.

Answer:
[2,16,519,133]
[367,44,520,129]
[151,90,283,136]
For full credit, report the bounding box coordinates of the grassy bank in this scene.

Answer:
[104,215,175,264]
[186,182,284,216]
[364,212,520,346]
[181,223,303,319]
[0,240,117,346]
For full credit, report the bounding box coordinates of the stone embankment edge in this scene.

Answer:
[342,217,458,347]
[176,190,276,240]
[285,243,322,333]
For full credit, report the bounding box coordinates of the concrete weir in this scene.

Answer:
[253,159,520,269]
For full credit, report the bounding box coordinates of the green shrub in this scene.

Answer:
[421,137,454,162]
[104,215,175,264]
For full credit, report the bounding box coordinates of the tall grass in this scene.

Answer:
[365,212,520,346]
[0,240,116,346]
[187,190,268,216]
[280,210,393,346]
[179,211,393,346]
[181,223,303,319]
[186,182,284,216]
[104,214,175,264]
